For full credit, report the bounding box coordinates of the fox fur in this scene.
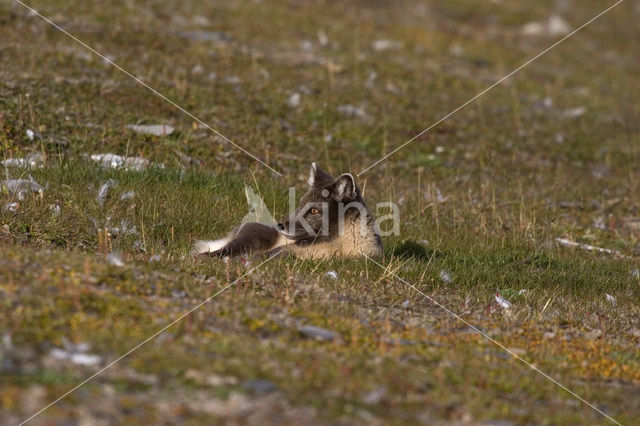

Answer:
[193,163,383,259]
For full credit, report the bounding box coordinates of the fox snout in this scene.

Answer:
[277,222,294,236]
[277,215,316,240]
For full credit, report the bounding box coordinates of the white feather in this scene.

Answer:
[192,238,229,255]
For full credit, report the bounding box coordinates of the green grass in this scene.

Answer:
[1,0,640,424]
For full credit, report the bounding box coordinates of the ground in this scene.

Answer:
[1,0,639,424]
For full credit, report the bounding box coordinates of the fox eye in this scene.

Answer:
[310,207,320,214]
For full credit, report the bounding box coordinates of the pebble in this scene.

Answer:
[49,204,61,216]
[106,252,125,267]
[495,293,512,309]
[287,92,301,108]
[0,153,44,168]
[439,270,453,284]
[605,293,616,305]
[49,347,102,366]
[298,325,336,341]
[91,153,151,171]
[372,39,400,51]
[521,15,570,37]
[563,106,586,118]
[5,202,19,212]
[176,30,233,43]
[337,104,367,120]
[325,270,338,280]
[1,178,44,200]
[120,190,136,201]
[362,386,386,404]
[126,124,175,136]
[242,379,277,395]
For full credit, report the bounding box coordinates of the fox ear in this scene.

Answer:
[307,162,318,187]
[330,173,357,201]
[308,162,334,188]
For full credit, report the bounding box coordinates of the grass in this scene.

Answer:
[1,0,640,424]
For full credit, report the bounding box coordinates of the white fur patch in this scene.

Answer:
[308,162,317,187]
[191,238,229,255]
[336,173,356,198]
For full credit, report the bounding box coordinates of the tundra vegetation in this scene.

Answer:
[1,0,639,424]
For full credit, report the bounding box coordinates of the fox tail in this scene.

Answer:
[191,238,229,255]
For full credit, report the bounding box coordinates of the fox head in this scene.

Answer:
[278,163,369,243]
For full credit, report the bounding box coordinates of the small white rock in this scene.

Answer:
[120,190,136,201]
[495,293,512,309]
[91,153,150,172]
[91,153,124,169]
[70,353,102,366]
[592,216,606,230]
[365,71,377,89]
[372,39,400,51]
[548,15,571,37]
[287,92,301,108]
[49,204,61,216]
[521,21,545,37]
[362,386,387,404]
[49,348,70,360]
[439,270,453,284]
[325,270,338,280]
[106,252,125,267]
[337,104,368,120]
[49,347,101,366]
[223,76,241,85]
[5,202,19,212]
[102,54,116,65]
[521,15,570,37]
[2,333,13,350]
[300,40,314,51]
[2,178,44,198]
[563,106,586,118]
[1,153,44,168]
[126,124,175,136]
[317,30,329,47]
[449,44,464,57]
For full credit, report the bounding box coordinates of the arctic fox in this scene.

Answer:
[192,163,383,259]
